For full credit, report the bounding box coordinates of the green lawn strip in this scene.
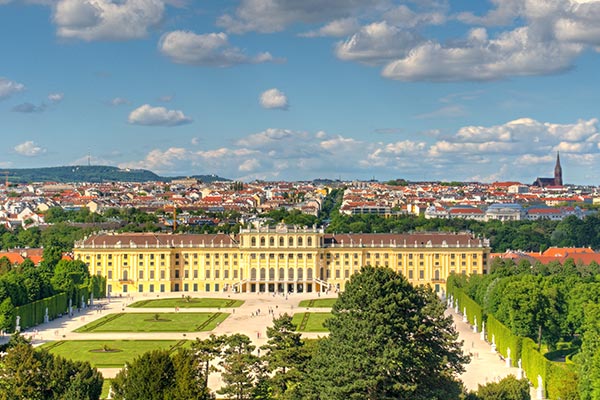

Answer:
[128,297,244,308]
[75,312,229,333]
[100,379,112,400]
[74,313,123,333]
[40,340,189,368]
[195,312,228,331]
[298,298,337,308]
[291,312,331,332]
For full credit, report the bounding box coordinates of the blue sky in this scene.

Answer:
[2,0,600,184]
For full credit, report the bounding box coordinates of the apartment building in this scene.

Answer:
[74,226,490,296]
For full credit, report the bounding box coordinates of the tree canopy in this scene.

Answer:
[303,266,468,400]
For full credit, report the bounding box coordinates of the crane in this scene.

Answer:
[164,204,177,232]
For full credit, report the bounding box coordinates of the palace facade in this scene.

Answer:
[73,227,490,295]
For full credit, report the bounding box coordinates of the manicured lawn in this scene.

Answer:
[298,298,337,308]
[100,379,112,399]
[128,297,244,308]
[74,312,228,333]
[40,340,188,368]
[292,312,331,332]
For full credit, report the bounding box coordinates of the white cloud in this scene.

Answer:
[128,104,192,126]
[48,92,64,103]
[159,30,278,67]
[0,77,25,100]
[383,5,446,28]
[123,128,371,179]
[415,105,467,119]
[14,141,46,156]
[239,158,261,172]
[259,88,289,110]
[382,26,583,81]
[120,117,600,183]
[515,154,554,165]
[300,18,360,37]
[217,0,386,34]
[53,0,164,41]
[236,128,306,149]
[336,21,421,65]
[110,97,129,106]
[12,102,46,113]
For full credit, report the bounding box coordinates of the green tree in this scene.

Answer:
[0,337,102,400]
[111,350,175,400]
[475,375,531,400]
[51,259,90,297]
[304,266,468,400]
[170,348,213,400]
[261,313,309,398]
[217,334,262,400]
[0,297,15,332]
[191,334,225,392]
[576,304,600,400]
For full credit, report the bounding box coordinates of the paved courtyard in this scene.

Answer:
[2,291,537,397]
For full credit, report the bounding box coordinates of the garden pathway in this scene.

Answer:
[4,291,538,398]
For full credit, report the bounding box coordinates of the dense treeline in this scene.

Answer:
[0,335,103,399]
[0,258,102,332]
[0,223,91,254]
[450,257,600,399]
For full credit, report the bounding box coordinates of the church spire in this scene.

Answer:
[554,151,563,186]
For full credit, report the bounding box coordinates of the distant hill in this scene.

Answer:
[3,166,229,184]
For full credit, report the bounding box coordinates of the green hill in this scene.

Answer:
[3,166,228,184]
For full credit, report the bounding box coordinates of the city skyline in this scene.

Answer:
[2,1,600,184]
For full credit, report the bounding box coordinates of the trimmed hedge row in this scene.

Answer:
[486,314,522,367]
[448,285,578,398]
[13,284,93,332]
[447,278,483,331]
[14,292,68,331]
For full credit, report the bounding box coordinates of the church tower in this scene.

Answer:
[554,151,563,186]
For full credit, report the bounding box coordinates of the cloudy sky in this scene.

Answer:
[2,0,600,184]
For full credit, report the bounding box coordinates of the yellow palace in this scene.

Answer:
[74,226,490,295]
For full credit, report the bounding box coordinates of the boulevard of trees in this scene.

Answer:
[448,256,600,400]
[0,253,105,333]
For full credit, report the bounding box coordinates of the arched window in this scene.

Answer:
[269,268,275,281]
[297,268,304,280]
[288,268,294,279]
[251,237,256,247]
[250,268,257,280]
[279,237,284,247]
[269,237,275,246]
[260,237,266,246]
[307,237,313,246]
[289,237,294,247]
[298,237,303,246]
[260,268,266,280]
[307,268,313,279]
[278,268,285,281]
[434,270,440,280]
